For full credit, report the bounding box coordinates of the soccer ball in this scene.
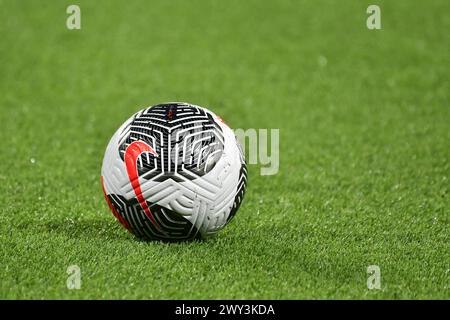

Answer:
[101,103,247,241]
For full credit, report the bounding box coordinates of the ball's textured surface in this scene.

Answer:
[101,103,247,241]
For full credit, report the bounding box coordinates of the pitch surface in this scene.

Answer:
[0,0,448,299]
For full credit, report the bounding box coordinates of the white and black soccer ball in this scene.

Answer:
[101,103,247,241]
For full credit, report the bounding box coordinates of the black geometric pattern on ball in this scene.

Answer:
[118,103,225,182]
[227,144,247,222]
[107,193,201,241]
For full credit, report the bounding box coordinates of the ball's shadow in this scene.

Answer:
[38,218,133,242]
[38,217,207,244]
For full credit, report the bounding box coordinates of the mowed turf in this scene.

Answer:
[0,0,449,299]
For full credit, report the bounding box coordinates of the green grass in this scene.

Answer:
[0,0,449,299]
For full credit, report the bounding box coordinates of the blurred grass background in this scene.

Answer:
[0,0,448,298]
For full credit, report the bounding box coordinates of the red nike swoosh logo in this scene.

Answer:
[124,141,161,230]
